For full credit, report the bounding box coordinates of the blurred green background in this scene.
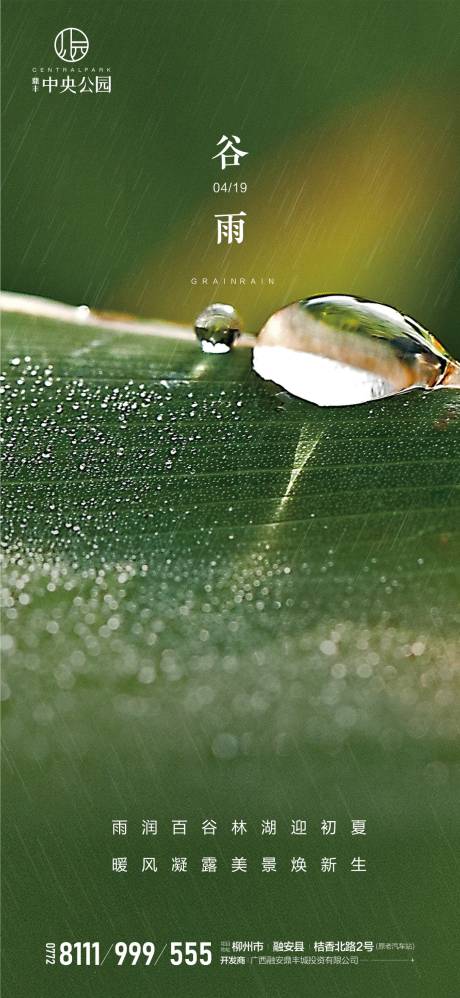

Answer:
[2,3,460,997]
[3,0,460,349]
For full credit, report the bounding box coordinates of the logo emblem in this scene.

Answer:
[54,28,89,63]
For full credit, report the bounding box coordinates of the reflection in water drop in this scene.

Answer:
[194,303,242,353]
[253,295,460,406]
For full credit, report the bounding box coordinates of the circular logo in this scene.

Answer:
[54,28,89,63]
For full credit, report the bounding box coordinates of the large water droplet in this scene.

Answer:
[194,303,241,354]
[253,295,460,406]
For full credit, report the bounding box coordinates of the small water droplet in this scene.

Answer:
[252,295,460,406]
[194,303,241,353]
[76,304,90,322]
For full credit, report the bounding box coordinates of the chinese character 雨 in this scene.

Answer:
[212,134,248,170]
[215,212,246,245]
[112,819,127,835]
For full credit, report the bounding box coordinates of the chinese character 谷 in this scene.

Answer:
[215,211,246,245]
[212,134,248,170]
[202,819,217,836]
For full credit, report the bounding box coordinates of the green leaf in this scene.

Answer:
[2,296,459,760]
[3,297,460,998]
